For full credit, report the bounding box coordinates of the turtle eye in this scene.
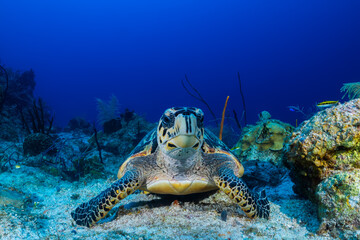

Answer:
[163,116,170,124]
[162,115,174,126]
[199,115,204,122]
[167,143,176,148]
[196,114,204,128]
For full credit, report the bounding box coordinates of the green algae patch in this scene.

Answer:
[333,150,360,170]
[316,170,360,230]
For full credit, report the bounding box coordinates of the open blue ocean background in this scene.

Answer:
[1,0,359,127]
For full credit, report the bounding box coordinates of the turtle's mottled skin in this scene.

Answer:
[71,107,270,227]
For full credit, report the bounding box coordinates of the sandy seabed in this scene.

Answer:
[0,163,347,240]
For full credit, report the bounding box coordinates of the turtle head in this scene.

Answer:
[157,107,204,160]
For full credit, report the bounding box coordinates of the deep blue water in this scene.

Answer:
[1,1,359,128]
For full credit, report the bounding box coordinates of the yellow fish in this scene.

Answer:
[316,101,339,108]
[15,165,21,169]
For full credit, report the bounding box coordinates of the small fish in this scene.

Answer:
[15,165,21,169]
[288,106,305,115]
[316,101,339,108]
[230,146,240,151]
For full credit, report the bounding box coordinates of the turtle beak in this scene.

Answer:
[172,135,198,148]
[166,135,199,150]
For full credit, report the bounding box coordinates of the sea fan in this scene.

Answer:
[341,82,360,100]
[96,94,120,125]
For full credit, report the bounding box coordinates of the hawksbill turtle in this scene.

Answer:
[71,107,270,227]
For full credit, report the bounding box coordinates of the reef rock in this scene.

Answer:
[101,113,155,156]
[316,170,360,233]
[0,106,24,141]
[64,117,92,135]
[241,160,289,189]
[0,186,27,208]
[287,99,360,234]
[233,111,294,165]
[23,133,56,156]
[103,117,122,134]
[287,99,360,199]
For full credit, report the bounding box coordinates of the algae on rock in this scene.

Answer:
[316,170,360,231]
[287,99,360,200]
[287,99,360,234]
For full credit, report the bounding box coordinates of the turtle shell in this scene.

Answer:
[127,128,158,159]
[202,129,244,177]
[202,129,231,153]
[117,128,157,178]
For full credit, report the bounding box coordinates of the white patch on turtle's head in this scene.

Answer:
[157,107,204,160]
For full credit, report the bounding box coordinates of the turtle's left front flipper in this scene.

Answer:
[214,167,270,219]
[71,170,142,227]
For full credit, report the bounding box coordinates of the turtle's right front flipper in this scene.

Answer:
[71,170,142,227]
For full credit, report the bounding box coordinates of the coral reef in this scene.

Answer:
[316,171,360,235]
[68,150,105,180]
[5,68,36,110]
[101,113,155,157]
[0,65,9,113]
[232,111,294,165]
[0,141,22,172]
[19,109,154,182]
[120,108,135,124]
[287,99,360,199]
[287,99,360,233]
[96,95,120,126]
[96,96,141,134]
[64,117,92,135]
[258,110,271,121]
[0,67,37,141]
[20,98,54,135]
[0,105,24,141]
[1,98,359,238]
[23,133,56,156]
[241,160,288,189]
[1,61,359,238]
[341,82,360,100]
[103,117,122,134]
[20,98,56,157]
[18,132,106,181]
